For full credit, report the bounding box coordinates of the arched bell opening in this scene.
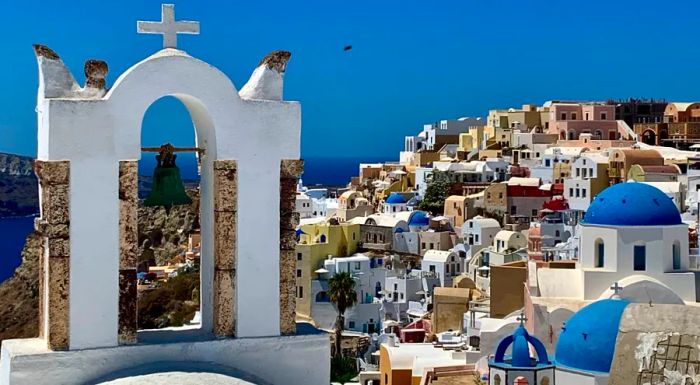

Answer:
[119,93,227,344]
[138,95,201,331]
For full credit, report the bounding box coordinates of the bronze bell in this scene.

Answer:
[144,144,192,211]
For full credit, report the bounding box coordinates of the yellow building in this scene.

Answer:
[457,125,485,153]
[295,222,361,319]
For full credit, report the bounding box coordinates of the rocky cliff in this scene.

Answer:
[0,232,40,341]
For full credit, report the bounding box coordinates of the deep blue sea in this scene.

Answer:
[138,154,390,186]
[0,216,35,283]
[1,156,389,283]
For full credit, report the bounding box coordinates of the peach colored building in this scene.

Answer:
[548,102,621,140]
[557,133,635,151]
[665,102,700,122]
[635,102,700,147]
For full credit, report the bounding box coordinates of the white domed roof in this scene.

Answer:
[98,372,258,385]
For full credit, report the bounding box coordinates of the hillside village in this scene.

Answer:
[3,3,700,384]
[294,100,700,384]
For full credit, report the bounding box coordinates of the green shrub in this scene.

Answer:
[330,356,358,383]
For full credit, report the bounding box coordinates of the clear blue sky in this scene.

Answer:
[1,0,699,159]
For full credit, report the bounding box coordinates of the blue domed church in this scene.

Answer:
[489,298,631,385]
[534,182,696,304]
[488,317,554,385]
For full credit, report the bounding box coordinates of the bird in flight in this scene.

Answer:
[344,45,353,52]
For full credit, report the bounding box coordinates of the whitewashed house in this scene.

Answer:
[421,250,461,287]
[311,255,387,333]
[296,192,314,219]
[564,152,609,212]
[461,216,501,265]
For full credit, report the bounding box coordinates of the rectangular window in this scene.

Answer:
[576,168,580,177]
[354,262,361,270]
[545,159,551,167]
[634,245,646,271]
[429,243,434,249]
[298,286,304,298]
[572,113,577,120]
[475,234,479,243]
[576,188,580,197]
[561,112,567,120]
[532,209,538,216]
[569,188,574,197]
[673,243,681,270]
[601,112,607,120]
[595,241,604,267]
[297,253,302,261]
[582,189,587,198]
[296,269,302,278]
[422,242,426,249]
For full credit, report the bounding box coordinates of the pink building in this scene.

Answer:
[547,102,621,140]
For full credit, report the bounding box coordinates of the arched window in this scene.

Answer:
[595,238,605,268]
[555,230,560,237]
[494,374,502,385]
[319,234,327,243]
[673,241,681,270]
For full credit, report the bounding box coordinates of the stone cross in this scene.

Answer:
[517,311,527,326]
[137,4,199,49]
[610,282,623,297]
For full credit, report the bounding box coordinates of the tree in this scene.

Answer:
[328,271,357,358]
[419,171,452,215]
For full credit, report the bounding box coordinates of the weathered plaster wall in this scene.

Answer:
[610,303,700,385]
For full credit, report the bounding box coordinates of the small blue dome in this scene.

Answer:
[492,325,550,368]
[408,211,430,226]
[555,299,630,373]
[583,183,681,226]
[386,193,407,204]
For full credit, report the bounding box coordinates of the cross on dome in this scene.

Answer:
[610,282,624,298]
[137,4,199,49]
[516,311,528,326]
